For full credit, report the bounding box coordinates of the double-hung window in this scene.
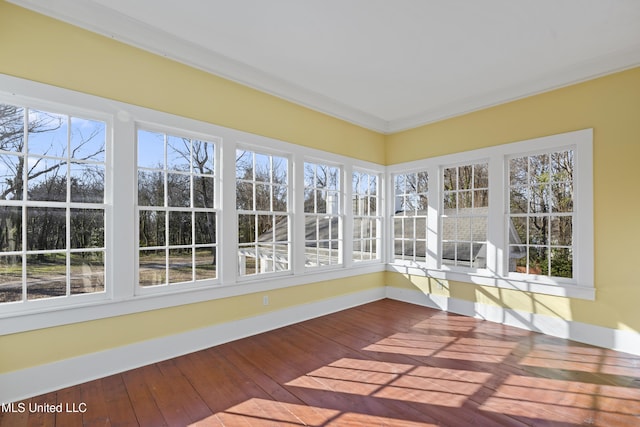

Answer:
[507,149,575,278]
[441,162,489,269]
[137,128,218,287]
[304,162,342,267]
[392,171,429,262]
[352,170,381,262]
[0,103,107,304]
[236,149,290,276]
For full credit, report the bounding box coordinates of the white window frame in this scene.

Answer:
[235,146,292,279]
[387,129,594,300]
[0,94,113,315]
[135,124,221,294]
[303,159,343,270]
[391,169,430,264]
[439,160,490,272]
[352,168,382,264]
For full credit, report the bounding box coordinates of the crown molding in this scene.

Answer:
[387,43,640,133]
[7,0,640,135]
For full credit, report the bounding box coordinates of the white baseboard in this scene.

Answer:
[0,287,385,403]
[385,286,640,356]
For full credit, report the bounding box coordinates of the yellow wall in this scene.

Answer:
[1,1,639,374]
[0,2,385,373]
[0,2,385,162]
[386,66,640,333]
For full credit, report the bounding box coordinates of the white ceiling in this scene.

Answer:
[9,0,640,133]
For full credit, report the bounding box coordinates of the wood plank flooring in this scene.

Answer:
[2,299,640,426]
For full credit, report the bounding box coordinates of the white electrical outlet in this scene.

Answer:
[263,295,269,305]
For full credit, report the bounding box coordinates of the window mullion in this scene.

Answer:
[219,142,237,284]
[487,154,503,275]
[292,152,305,275]
[112,117,136,299]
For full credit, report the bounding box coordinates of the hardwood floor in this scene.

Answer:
[2,299,640,426]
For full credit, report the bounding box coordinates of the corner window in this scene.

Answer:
[137,129,218,287]
[1,103,107,304]
[304,162,342,267]
[387,129,593,299]
[393,171,428,262]
[352,170,380,262]
[236,149,290,276]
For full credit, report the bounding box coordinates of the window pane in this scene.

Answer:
[550,216,572,246]
[70,208,104,249]
[459,190,472,209]
[257,214,274,240]
[509,186,527,214]
[195,247,216,280]
[305,216,317,241]
[529,184,550,214]
[528,247,549,275]
[510,216,527,244]
[138,170,164,206]
[273,184,287,212]
[26,253,66,299]
[529,216,548,245]
[474,190,488,209]
[167,173,190,207]
[255,183,271,211]
[70,251,104,295]
[168,211,192,246]
[193,176,214,208]
[27,207,66,250]
[457,217,471,241]
[274,215,288,242]
[238,214,256,244]
[167,135,191,172]
[139,210,166,247]
[529,154,549,184]
[459,165,473,190]
[235,150,252,179]
[443,167,456,191]
[474,163,489,188]
[509,157,528,187]
[0,255,22,303]
[273,244,289,271]
[551,150,573,182]
[169,248,192,284]
[236,181,254,210]
[0,206,22,252]
[139,249,166,286]
[27,159,67,202]
[551,183,573,213]
[442,216,456,241]
[551,248,573,278]
[28,110,67,158]
[192,140,214,174]
[70,163,104,203]
[272,155,287,183]
[0,104,25,154]
[194,212,216,245]
[138,130,164,169]
[70,117,105,162]
[254,153,270,182]
[471,217,487,241]
[0,154,24,201]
